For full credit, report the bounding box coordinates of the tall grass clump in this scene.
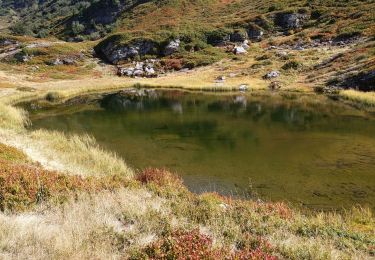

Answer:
[0,102,28,130]
[340,89,375,107]
[29,130,133,178]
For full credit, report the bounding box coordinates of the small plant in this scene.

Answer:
[136,168,183,187]
[282,60,302,70]
[143,229,218,259]
[46,92,62,102]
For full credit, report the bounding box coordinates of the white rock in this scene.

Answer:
[239,84,248,91]
[264,70,280,79]
[233,46,247,55]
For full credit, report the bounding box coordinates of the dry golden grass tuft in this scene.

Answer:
[340,89,375,107]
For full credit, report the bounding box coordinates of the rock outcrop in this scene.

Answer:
[230,31,248,42]
[275,11,309,30]
[334,70,375,91]
[164,39,180,56]
[247,25,264,41]
[99,39,156,64]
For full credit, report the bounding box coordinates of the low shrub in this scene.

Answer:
[0,144,27,162]
[143,229,218,259]
[0,159,129,212]
[161,58,183,70]
[46,92,63,102]
[282,60,302,70]
[137,229,278,260]
[136,168,183,188]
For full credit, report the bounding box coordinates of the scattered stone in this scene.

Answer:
[30,65,39,71]
[52,58,63,65]
[216,75,226,82]
[276,51,288,58]
[15,53,32,63]
[263,70,280,79]
[239,84,248,91]
[164,39,180,56]
[0,39,18,47]
[293,45,305,51]
[62,57,77,65]
[233,46,247,55]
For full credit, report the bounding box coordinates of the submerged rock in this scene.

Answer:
[100,89,158,112]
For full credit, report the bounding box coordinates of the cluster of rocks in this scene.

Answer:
[98,38,182,65]
[233,40,250,55]
[117,60,160,78]
[0,38,19,48]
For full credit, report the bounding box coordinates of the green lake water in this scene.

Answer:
[29,90,375,210]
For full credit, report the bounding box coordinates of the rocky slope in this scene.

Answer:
[0,0,374,91]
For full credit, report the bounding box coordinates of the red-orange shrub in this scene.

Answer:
[136,168,183,187]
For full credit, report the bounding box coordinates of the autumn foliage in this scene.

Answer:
[142,229,277,260]
[0,159,128,212]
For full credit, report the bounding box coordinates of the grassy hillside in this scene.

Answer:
[1,0,374,40]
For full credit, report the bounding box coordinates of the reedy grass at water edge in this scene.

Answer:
[340,89,375,107]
